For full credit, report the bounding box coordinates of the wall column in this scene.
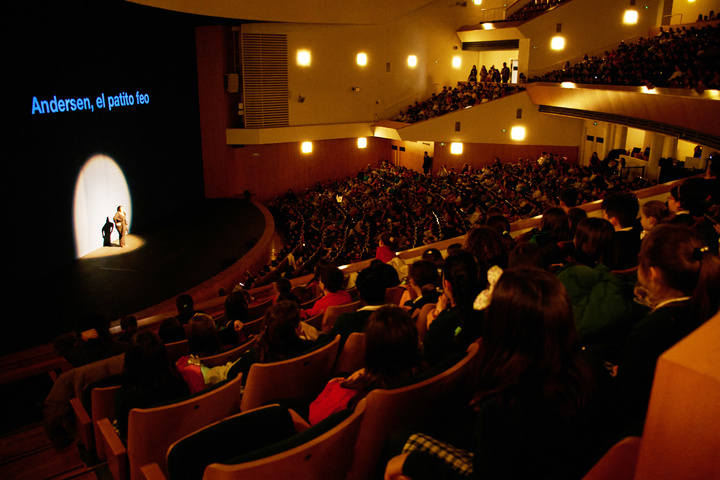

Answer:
[646,133,665,181]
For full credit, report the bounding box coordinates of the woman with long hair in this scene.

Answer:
[115,331,189,439]
[385,268,607,480]
[617,224,720,426]
[309,306,422,424]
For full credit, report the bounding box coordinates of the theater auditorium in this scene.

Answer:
[2,0,719,479]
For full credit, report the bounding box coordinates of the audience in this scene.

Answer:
[385,268,612,480]
[309,306,423,425]
[53,313,128,367]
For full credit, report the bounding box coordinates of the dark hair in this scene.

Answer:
[320,265,345,293]
[257,301,303,363]
[443,250,483,310]
[566,207,588,237]
[463,226,508,271]
[508,242,544,269]
[122,331,172,394]
[176,294,193,312]
[224,289,250,323]
[602,192,639,228]
[474,268,594,416]
[540,207,571,241]
[421,248,444,267]
[342,306,420,406]
[121,315,138,331]
[559,187,579,208]
[380,232,399,251]
[639,225,720,324]
[187,313,221,357]
[356,267,387,306]
[641,200,668,223]
[673,178,709,217]
[158,317,187,344]
[573,217,616,268]
[408,259,439,289]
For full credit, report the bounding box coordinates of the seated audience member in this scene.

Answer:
[421,248,444,268]
[601,192,641,270]
[566,207,588,238]
[53,313,128,368]
[319,264,389,349]
[301,265,353,319]
[376,232,399,263]
[273,278,299,305]
[463,226,508,272]
[385,268,611,480]
[187,313,222,357]
[616,225,720,429]
[485,214,515,254]
[114,331,189,439]
[640,199,668,238]
[217,286,251,346]
[175,293,198,325]
[529,207,572,268]
[667,177,719,253]
[117,315,138,343]
[559,187,580,213]
[556,218,643,359]
[400,260,441,315]
[309,306,423,425]
[423,250,483,365]
[158,317,187,344]
[227,300,316,384]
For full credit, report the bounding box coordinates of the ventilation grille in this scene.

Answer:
[242,33,289,128]
[462,39,520,51]
[539,105,720,150]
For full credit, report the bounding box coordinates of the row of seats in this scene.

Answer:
[71,333,482,480]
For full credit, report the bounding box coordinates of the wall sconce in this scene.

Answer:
[450,142,463,154]
[357,53,368,66]
[551,36,565,50]
[301,142,313,153]
[452,56,462,68]
[407,55,417,67]
[511,126,526,141]
[624,0,638,24]
[296,50,311,66]
[357,137,367,148]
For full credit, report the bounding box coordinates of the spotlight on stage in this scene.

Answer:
[73,154,132,259]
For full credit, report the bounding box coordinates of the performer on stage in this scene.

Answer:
[114,205,129,247]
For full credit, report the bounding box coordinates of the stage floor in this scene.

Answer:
[3,198,266,354]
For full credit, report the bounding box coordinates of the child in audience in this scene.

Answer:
[301,265,352,320]
[308,306,423,424]
[639,200,668,238]
[385,268,610,480]
[616,225,720,429]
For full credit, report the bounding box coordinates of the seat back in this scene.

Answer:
[240,336,341,412]
[321,301,362,333]
[166,404,298,480]
[385,285,406,306]
[247,298,273,320]
[126,373,243,480]
[164,340,189,365]
[334,333,365,376]
[198,337,257,368]
[304,312,323,331]
[240,317,265,337]
[581,436,641,480]
[203,399,367,480]
[345,341,482,480]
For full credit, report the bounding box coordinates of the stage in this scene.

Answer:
[3,198,268,355]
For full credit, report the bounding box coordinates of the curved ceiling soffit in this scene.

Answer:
[125,0,436,24]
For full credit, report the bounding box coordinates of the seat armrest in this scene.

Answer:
[140,463,167,480]
[289,408,311,433]
[70,397,93,451]
[97,417,128,480]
